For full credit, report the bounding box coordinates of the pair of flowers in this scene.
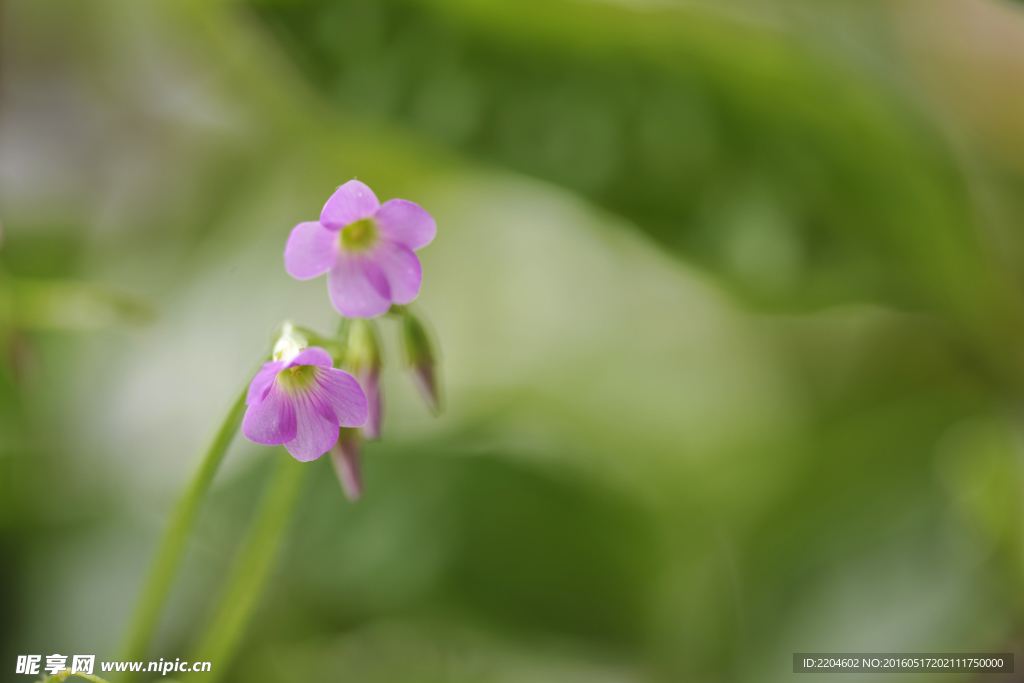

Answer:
[241,180,435,469]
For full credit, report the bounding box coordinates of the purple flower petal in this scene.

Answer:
[328,254,392,318]
[374,199,436,250]
[316,367,370,428]
[286,346,334,369]
[320,180,380,231]
[246,361,285,405]
[284,384,341,461]
[242,382,297,445]
[376,241,422,305]
[284,221,338,280]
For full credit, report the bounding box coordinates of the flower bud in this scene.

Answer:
[271,321,309,363]
[400,310,442,415]
[341,318,384,439]
[330,427,363,501]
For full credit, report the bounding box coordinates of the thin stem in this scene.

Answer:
[182,453,306,682]
[118,366,260,673]
[41,672,112,683]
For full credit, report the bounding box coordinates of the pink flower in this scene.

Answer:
[242,346,368,461]
[284,180,437,318]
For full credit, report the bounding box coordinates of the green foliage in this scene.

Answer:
[249,0,993,311]
[5,0,1024,681]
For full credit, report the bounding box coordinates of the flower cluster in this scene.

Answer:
[242,181,441,500]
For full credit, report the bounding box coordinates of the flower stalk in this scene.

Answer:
[38,671,111,683]
[181,453,306,683]
[118,360,264,676]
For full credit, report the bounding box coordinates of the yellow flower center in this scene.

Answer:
[277,365,317,392]
[340,218,378,251]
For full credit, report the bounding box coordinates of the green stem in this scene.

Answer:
[119,372,257,673]
[182,453,306,682]
[41,671,112,683]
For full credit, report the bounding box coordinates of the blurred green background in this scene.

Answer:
[4,0,1024,680]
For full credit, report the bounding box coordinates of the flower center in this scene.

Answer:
[340,218,378,251]
[276,365,318,392]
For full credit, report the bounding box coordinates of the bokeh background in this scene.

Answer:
[4,0,1024,681]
